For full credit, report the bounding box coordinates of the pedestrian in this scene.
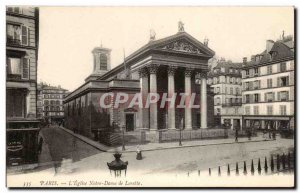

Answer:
[247,128,251,140]
[235,127,238,142]
[263,129,267,140]
[136,145,142,160]
[272,129,276,140]
[38,137,44,154]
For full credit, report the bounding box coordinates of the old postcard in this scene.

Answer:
[6,6,295,188]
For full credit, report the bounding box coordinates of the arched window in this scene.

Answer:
[56,100,60,105]
[44,100,49,105]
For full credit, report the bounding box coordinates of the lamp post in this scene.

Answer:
[122,125,125,151]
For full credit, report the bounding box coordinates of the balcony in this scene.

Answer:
[221,102,242,107]
[7,38,21,46]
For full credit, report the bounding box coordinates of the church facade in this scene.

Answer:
[64,26,216,143]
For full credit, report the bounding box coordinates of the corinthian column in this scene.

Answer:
[138,68,149,129]
[200,72,208,129]
[168,66,176,130]
[149,64,158,131]
[185,68,192,130]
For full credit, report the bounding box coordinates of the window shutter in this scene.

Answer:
[264,93,267,102]
[287,91,289,101]
[286,76,289,86]
[277,63,280,73]
[277,77,280,87]
[272,92,275,101]
[22,58,29,79]
[258,94,261,102]
[258,80,261,89]
[21,26,28,45]
[278,92,281,101]
[7,57,12,74]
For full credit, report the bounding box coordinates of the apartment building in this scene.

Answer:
[6,6,40,166]
[37,83,69,124]
[242,35,294,131]
[207,59,243,128]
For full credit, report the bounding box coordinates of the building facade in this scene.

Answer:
[6,6,40,166]
[241,35,295,131]
[207,59,243,129]
[64,27,216,143]
[37,83,69,124]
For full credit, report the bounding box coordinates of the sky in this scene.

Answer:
[38,7,294,91]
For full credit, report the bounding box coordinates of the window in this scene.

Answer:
[245,70,249,76]
[245,95,250,103]
[56,100,60,105]
[245,106,250,115]
[100,53,108,70]
[44,100,49,105]
[267,106,273,115]
[280,62,287,72]
[236,88,240,95]
[267,66,272,74]
[267,79,272,88]
[266,92,274,102]
[280,105,287,115]
[6,89,25,118]
[278,76,289,87]
[7,24,29,46]
[44,94,48,99]
[244,82,249,90]
[253,80,260,89]
[278,91,289,101]
[254,68,259,75]
[7,7,22,14]
[253,106,259,115]
[215,97,220,105]
[6,56,29,80]
[230,88,233,95]
[254,94,259,102]
[216,108,221,115]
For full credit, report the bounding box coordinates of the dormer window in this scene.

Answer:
[7,7,22,14]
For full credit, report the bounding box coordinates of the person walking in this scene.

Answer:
[235,127,238,142]
[38,137,44,154]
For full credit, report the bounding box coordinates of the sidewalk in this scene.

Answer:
[59,126,275,153]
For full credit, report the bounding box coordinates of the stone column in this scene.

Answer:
[167,66,176,130]
[200,72,208,129]
[138,68,149,129]
[184,68,192,130]
[149,64,158,131]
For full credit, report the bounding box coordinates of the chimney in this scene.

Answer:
[243,57,247,65]
[266,40,274,53]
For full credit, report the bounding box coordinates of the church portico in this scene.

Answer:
[64,22,216,144]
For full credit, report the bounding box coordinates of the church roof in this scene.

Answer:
[98,31,215,80]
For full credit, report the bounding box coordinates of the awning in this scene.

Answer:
[244,116,291,121]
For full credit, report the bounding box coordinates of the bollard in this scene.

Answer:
[264,157,268,174]
[243,161,247,175]
[257,158,262,175]
[236,162,239,176]
[251,160,255,175]
[271,155,274,172]
[218,166,221,176]
[277,154,280,171]
[282,154,286,170]
[227,164,230,176]
[209,168,211,176]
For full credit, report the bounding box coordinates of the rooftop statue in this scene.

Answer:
[178,21,184,32]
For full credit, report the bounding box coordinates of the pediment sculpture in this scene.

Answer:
[160,40,202,54]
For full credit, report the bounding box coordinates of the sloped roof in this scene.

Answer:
[208,60,242,77]
[244,38,294,68]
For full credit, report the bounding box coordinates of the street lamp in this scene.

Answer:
[179,118,183,146]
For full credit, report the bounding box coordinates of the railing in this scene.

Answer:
[221,102,242,107]
[185,150,294,177]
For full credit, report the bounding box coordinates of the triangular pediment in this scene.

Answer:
[153,32,215,57]
[159,39,204,55]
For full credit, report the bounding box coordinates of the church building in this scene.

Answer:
[64,23,216,144]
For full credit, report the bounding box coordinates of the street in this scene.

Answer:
[16,126,295,177]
